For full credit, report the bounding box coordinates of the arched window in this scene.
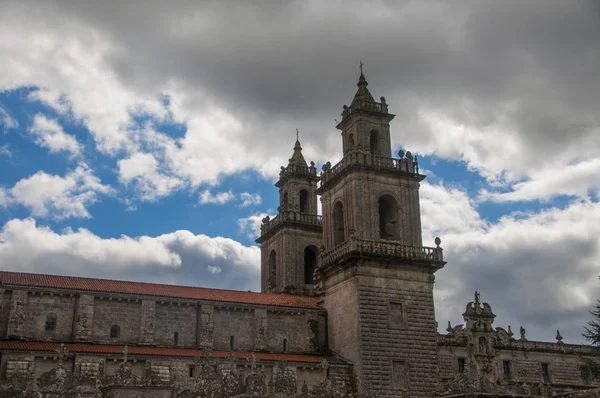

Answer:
[230,335,235,351]
[348,133,355,148]
[304,246,318,284]
[268,250,277,289]
[299,189,308,213]
[283,191,289,210]
[110,325,120,338]
[333,201,345,247]
[369,130,379,154]
[283,339,288,352]
[174,332,179,346]
[45,313,57,333]
[378,195,399,240]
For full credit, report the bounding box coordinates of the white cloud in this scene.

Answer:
[480,157,600,203]
[0,218,260,290]
[29,114,81,156]
[238,212,274,239]
[117,152,183,201]
[199,189,235,205]
[421,182,600,343]
[207,265,222,274]
[239,192,262,207]
[0,105,18,132]
[0,144,11,157]
[1,164,113,219]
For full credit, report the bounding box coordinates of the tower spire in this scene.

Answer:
[289,129,307,166]
[352,62,375,104]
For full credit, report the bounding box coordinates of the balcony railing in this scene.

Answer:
[279,163,318,178]
[319,236,443,267]
[342,99,389,119]
[260,211,323,236]
[320,151,420,186]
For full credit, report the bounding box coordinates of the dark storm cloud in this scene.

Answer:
[20,0,599,176]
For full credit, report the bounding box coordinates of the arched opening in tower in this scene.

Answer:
[299,189,308,213]
[283,191,289,210]
[304,245,318,284]
[369,130,379,155]
[348,133,355,148]
[378,195,399,240]
[333,201,345,247]
[268,250,277,289]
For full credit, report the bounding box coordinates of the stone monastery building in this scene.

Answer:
[0,72,596,397]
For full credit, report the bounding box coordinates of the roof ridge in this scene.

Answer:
[0,270,283,297]
[0,270,321,309]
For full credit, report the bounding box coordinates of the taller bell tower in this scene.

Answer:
[315,71,446,397]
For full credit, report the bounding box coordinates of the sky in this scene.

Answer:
[0,0,599,344]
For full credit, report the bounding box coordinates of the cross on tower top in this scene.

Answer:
[359,60,364,74]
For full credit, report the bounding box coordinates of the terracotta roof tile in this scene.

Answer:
[0,341,345,364]
[0,271,320,310]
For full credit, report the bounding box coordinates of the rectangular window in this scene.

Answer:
[389,302,405,327]
[457,358,465,373]
[189,365,194,378]
[541,363,550,382]
[392,361,407,388]
[503,360,511,380]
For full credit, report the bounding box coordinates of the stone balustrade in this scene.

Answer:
[319,236,443,267]
[319,150,420,187]
[342,99,388,119]
[260,211,323,236]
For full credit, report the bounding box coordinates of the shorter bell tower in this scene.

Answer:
[256,135,322,295]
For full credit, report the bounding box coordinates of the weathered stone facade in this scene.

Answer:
[0,71,598,397]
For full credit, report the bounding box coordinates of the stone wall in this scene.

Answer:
[438,344,597,388]
[155,301,197,347]
[0,289,325,355]
[24,293,75,341]
[355,267,439,397]
[92,297,142,343]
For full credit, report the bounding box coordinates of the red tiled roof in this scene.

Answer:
[0,341,345,364]
[0,271,320,310]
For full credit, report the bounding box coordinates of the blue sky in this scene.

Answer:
[1,0,599,344]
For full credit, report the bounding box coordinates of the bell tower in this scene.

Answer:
[256,134,322,296]
[315,70,446,396]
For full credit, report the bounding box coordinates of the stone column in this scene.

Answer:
[140,300,156,344]
[254,309,267,351]
[197,304,214,349]
[6,290,27,338]
[74,294,94,341]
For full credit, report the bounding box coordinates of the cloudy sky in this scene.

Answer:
[0,0,599,343]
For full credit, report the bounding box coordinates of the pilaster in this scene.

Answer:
[6,289,27,338]
[140,300,156,345]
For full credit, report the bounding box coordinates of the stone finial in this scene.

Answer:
[474,291,480,304]
[520,326,527,341]
[247,352,257,372]
[398,149,404,159]
[556,329,563,343]
[508,325,514,337]
[405,151,413,161]
[121,345,130,363]
[55,343,69,368]
[434,237,441,248]
[446,321,453,334]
